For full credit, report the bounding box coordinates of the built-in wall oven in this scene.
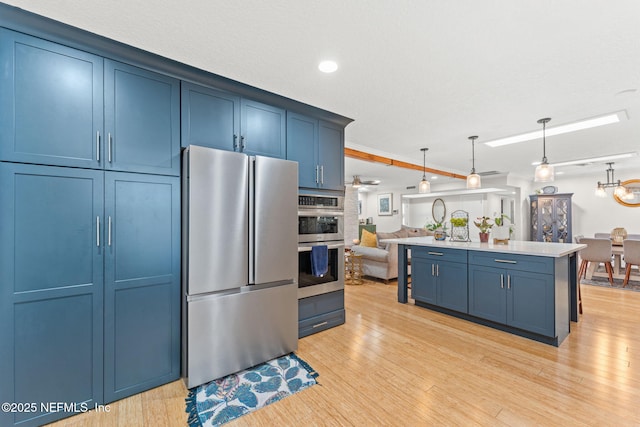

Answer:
[297,194,345,299]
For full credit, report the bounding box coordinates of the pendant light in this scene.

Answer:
[466,135,481,189]
[534,118,554,182]
[418,148,430,193]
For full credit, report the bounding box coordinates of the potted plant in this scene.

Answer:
[492,214,512,242]
[425,221,447,240]
[473,216,493,243]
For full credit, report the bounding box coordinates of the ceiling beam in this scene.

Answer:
[344,147,467,180]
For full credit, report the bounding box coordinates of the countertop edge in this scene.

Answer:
[380,237,586,258]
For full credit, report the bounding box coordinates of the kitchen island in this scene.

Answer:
[385,237,585,346]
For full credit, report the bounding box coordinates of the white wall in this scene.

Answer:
[356,171,637,242]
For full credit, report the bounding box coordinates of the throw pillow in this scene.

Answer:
[360,228,378,247]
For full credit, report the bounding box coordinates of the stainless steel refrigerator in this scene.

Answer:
[181,145,298,389]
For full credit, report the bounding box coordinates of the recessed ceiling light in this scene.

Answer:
[531,152,637,167]
[318,60,338,73]
[431,176,438,180]
[484,112,626,147]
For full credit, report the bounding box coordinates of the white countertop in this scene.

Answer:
[381,237,586,258]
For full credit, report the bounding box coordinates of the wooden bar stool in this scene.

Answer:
[623,239,640,287]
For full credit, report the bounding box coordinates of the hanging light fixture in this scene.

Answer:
[466,135,481,189]
[418,148,430,193]
[534,118,554,182]
[351,175,362,188]
[595,162,629,198]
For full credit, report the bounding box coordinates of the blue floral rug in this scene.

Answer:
[186,353,318,426]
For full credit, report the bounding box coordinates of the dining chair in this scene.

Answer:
[623,239,640,287]
[626,234,640,240]
[574,235,584,243]
[578,238,614,285]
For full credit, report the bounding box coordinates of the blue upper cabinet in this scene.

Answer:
[0,163,104,427]
[240,98,286,158]
[181,81,240,151]
[104,60,180,176]
[103,172,180,403]
[0,30,180,176]
[286,112,318,188]
[318,121,345,191]
[181,82,286,158]
[0,28,103,169]
[287,112,345,191]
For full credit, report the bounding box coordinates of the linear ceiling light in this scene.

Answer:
[484,112,624,148]
[531,151,637,167]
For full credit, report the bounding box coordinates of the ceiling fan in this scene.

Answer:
[347,175,380,188]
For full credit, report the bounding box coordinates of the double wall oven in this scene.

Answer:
[297,194,345,299]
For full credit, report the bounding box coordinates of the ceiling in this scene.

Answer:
[7,0,640,190]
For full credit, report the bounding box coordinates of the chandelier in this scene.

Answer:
[595,163,631,199]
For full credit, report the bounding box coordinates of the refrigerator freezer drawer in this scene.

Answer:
[184,283,298,389]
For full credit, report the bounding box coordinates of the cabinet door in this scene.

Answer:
[437,261,468,313]
[411,258,437,304]
[103,173,180,403]
[286,112,319,188]
[181,81,240,152]
[105,60,180,176]
[241,99,286,158]
[0,29,103,169]
[0,163,104,427]
[468,265,506,323]
[506,270,554,336]
[318,121,345,191]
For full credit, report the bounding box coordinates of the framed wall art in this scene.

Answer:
[377,193,392,216]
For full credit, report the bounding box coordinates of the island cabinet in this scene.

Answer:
[181,81,286,159]
[411,247,468,313]
[468,252,555,337]
[287,112,344,191]
[0,29,181,176]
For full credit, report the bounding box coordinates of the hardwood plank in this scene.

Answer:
[45,280,640,426]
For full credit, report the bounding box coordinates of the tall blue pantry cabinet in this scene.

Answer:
[0,27,181,427]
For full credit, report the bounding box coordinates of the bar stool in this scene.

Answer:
[623,239,640,287]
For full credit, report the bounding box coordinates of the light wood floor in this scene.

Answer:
[48,281,640,426]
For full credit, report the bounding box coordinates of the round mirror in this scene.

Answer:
[613,179,640,207]
[432,198,446,223]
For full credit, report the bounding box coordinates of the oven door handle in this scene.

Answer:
[298,243,345,252]
[297,210,344,217]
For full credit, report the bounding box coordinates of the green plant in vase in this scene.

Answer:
[473,216,493,242]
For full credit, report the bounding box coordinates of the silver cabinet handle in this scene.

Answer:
[428,251,444,256]
[240,135,245,151]
[495,259,517,264]
[96,216,100,247]
[315,165,319,184]
[233,134,238,151]
[320,165,324,184]
[431,264,435,276]
[108,133,112,163]
[96,131,100,162]
[312,321,328,328]
[500,274,504,289]
[108,216,112,246]
[507,274,511,289]
[436,264,439,277]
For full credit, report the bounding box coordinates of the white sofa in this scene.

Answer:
[351,227,433,282]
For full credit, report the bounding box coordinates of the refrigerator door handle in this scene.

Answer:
[248,156,255,284]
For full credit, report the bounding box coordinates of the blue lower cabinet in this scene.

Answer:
[298,290,345,338]
[103,173,181,403]
[0,163,104,427]
[411,248,467,312]
[468,264,554,336]
[0,164,180,426]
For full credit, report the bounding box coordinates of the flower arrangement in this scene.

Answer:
[473,216,493,233]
